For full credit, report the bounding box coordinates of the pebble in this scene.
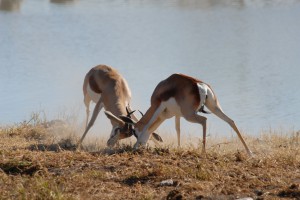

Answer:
[160,179,174,186]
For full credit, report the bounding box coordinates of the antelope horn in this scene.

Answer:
[138,110,144,116]
[119,115,136,124]
[126,106,135,117]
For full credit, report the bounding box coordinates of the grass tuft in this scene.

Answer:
[0,160,42,176]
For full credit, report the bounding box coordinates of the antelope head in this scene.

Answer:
[105,108,163,147]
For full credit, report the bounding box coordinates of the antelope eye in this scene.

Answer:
[113,127,120,135]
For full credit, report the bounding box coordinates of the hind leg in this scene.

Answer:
[183,113,207,155]
[205,92,252,155]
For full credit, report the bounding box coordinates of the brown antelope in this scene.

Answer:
[105,73,252,155]
[77,65,162,148]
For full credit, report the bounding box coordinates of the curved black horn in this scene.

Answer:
[126,106,135,117]
[138,110,144,116]
[119,115,135,124]
[128,110,135,117]
[126,107,130,115]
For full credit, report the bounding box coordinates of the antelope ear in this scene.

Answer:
[119,115,136,124]
[152,132,163,142]
[104,111,125,126]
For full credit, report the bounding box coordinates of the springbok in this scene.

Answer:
[105,73,252,155]
[77,65,162,148]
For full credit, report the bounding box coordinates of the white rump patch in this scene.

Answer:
[87,83,101,103]
[197,83,209,110]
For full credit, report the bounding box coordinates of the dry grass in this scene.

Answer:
[1,120,300,200]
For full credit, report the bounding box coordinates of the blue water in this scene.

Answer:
[1,0,300,139]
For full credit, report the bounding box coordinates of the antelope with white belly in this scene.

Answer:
[105,73,252,155]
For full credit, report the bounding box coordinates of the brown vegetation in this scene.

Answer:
[0,120,300,200]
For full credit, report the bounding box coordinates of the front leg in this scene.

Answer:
[133,130,151,149]
[134,104,166,149]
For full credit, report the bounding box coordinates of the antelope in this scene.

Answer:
[105,73,252,156]
[77,65,162,148]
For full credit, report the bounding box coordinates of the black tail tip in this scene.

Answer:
[199,106,211,114]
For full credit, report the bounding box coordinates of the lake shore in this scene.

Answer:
[0,120,299,199]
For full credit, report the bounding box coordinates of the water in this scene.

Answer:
[1,0,300,139]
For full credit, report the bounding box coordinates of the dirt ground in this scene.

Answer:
[0,121,300,199]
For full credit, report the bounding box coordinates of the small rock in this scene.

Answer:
[160,179,174,186]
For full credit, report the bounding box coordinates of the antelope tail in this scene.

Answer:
[199,105,211,114]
